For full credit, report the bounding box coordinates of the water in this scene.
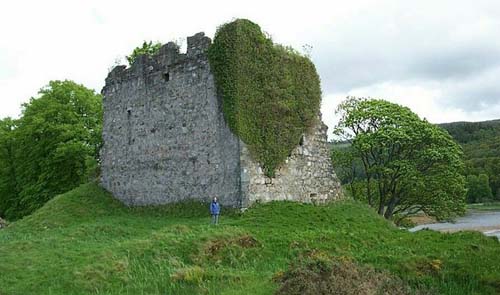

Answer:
[483,229,500,239]
[410,211,500,240]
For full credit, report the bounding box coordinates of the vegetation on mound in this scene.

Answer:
[1,183,500,294]
[0,81,102,221]
[275,252,415,295]
[208,19,321,177]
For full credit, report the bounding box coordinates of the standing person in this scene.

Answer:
[210,197,220,225]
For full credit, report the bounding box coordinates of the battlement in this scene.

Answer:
[104,32,211,89]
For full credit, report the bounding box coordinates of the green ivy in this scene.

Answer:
[208,19,321,177]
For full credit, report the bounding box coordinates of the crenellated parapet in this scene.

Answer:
[103,32,212,94]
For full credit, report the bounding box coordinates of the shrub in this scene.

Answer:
[126,41,161,65]
[274,252,414,295]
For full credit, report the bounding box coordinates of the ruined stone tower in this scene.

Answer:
[100,32,342,208]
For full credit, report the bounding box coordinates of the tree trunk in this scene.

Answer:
[384,197,399,219]
[377,198,385,215]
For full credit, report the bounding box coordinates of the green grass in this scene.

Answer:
[1,183,500,294]
[467,202,500,211]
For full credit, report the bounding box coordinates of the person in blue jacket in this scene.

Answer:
[210,197,220,225]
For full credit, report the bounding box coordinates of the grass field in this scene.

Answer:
[1,183,499,294]
[467,202,500,211]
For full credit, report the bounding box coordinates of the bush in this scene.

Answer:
[274,252,415,295]
[126,41,161,65]
[208,19,321,177]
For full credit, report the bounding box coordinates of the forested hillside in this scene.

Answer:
[439,120,500,202]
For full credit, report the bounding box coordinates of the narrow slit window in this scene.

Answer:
[127,109,132,145]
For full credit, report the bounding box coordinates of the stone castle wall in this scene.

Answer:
[100,32,342,207]
[101,33,242,207]
[240,115,342,206]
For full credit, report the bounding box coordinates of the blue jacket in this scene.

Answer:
[210,201,220,215]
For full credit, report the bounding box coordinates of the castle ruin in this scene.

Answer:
[100,32,342,208]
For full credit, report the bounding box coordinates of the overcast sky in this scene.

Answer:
[1,0,499,137]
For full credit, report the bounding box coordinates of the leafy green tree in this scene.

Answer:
[467,174,493,203]
[477,174,494,202]
[331,146,364,200]
[126,41,162,65]
[4,80,102,219]
[0,118,19,219]
[334,97,466,220]
[466,175,479,203]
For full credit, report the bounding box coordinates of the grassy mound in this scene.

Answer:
[1,183,500,294]
[208,19,321,177]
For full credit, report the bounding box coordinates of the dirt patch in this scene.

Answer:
[408,214,436,226]
[196,234,262,267]
[274,251,420,295]
[206,234,260,257]
[414,259,443,276]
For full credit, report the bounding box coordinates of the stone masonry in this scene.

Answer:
[100,32,342,208]
[240,115,342,207]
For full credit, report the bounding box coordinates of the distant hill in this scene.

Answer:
[439,119,500,201]
[439,119,500,144]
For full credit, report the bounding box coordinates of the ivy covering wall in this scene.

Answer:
[208,19,321,177]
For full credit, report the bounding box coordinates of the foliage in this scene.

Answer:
[331,146,366,200]
[0,118,18,219]
[1,183,500,294]
[126,41,162,65]
[333,97,466,220]
[0,80,102,220]
[208,19,321,177]
[440,120,500,201]
[466,174,493,203]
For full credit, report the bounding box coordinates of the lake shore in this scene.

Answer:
[410,210,500,240]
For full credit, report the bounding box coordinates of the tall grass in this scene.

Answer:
[0,183,499,294]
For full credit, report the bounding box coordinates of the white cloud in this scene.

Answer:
[1,0,499,139]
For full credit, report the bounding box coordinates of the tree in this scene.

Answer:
[126,41,162,65]
[3,80,102,219]
[331,146,364,200]
[466,175,479,203]
[467,174,493,203]
[334,97,466,221]
[0,118,19,219]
